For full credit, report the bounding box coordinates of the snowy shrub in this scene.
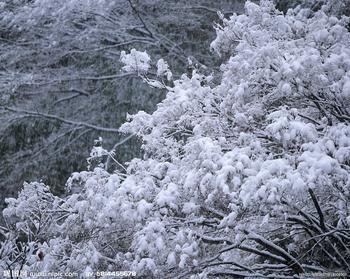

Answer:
[120,49,151,74]
[1,0,350,278]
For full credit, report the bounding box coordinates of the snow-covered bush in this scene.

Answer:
[1,0,350,278]
[0,0,240,210]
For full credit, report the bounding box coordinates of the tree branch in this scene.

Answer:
[3,107,120,133]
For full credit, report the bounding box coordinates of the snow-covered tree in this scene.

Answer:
[0,0,245,213]
[1,0,350,278]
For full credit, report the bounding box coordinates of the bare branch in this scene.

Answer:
[308,188,326,231]
[244,231,304,274]
[3,107,120,133]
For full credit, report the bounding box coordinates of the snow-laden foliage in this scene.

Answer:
[120,49,152,74]
[1,0,350,278]
[0,0,242,211]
